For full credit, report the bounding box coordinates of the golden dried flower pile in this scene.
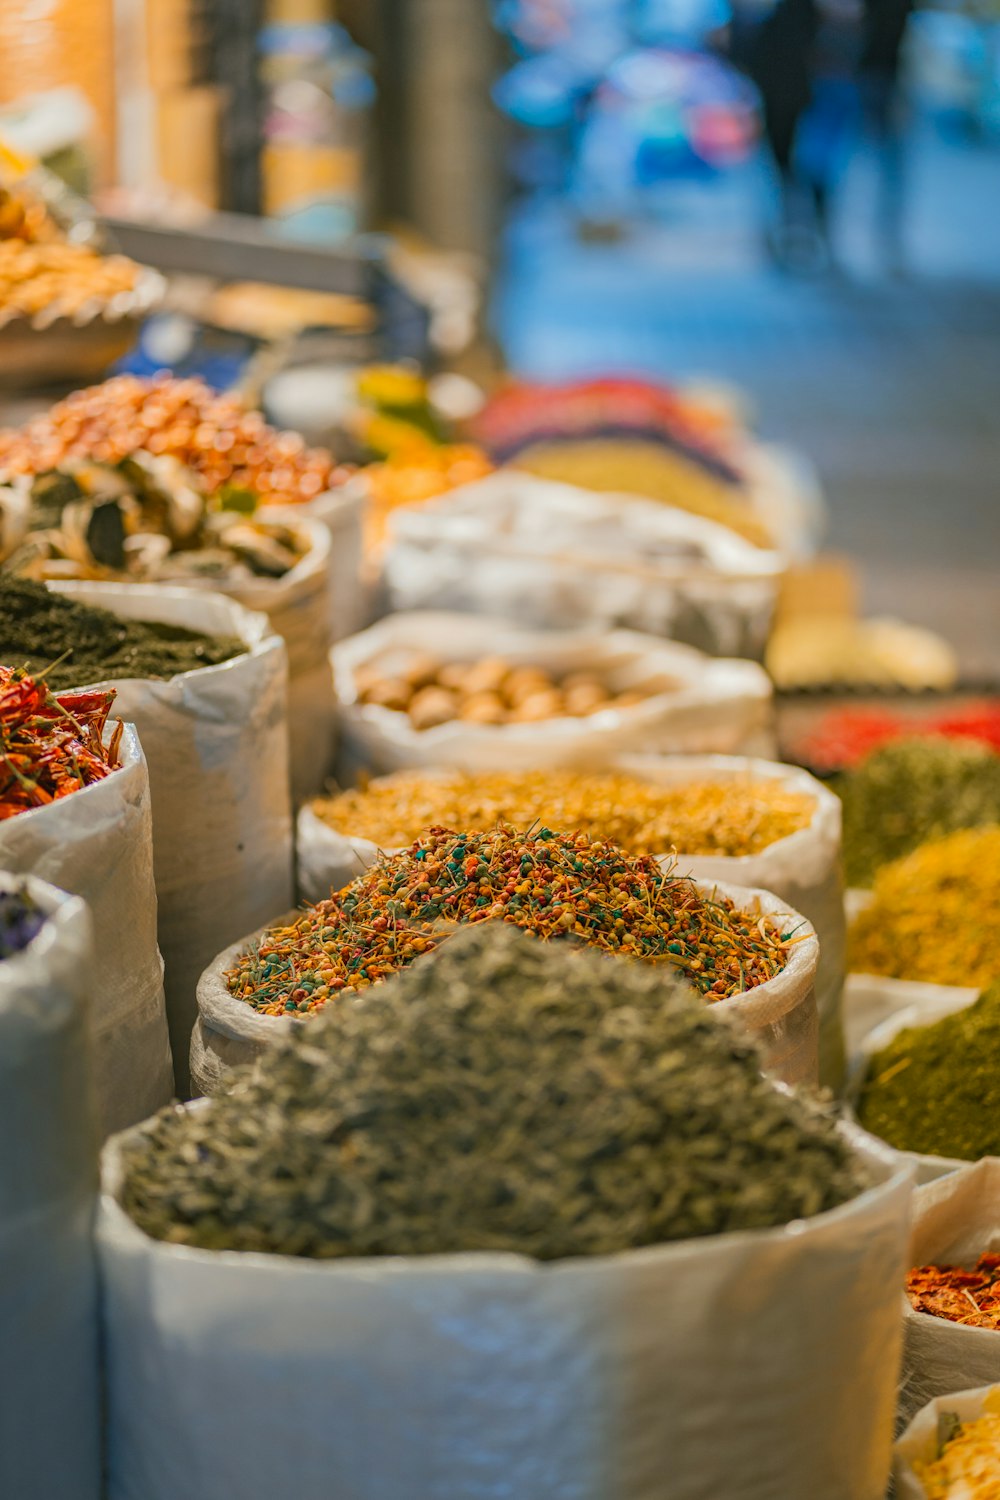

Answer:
[849,825,1000,987]
[314,768,816,859]
[227,822,798,1017]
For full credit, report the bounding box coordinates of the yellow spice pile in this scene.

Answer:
[913,1406,1000,1499]
[849,825,1000,987]
[313,769,815,859]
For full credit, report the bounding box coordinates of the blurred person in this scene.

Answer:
[859,0,914,271]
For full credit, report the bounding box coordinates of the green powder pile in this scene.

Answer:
[857,982,1000,1161]
[0,577,245,688]
[122,923,867,1261]
[838,736,1000,888]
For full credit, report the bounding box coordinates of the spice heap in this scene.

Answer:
[907,1254,1000,1330]
[0,239,141,325]
[912,1396,1000,1500]
[363,444,493,552]
[227,822,796,1017]
[355,648,667,729]
[839,737,1000,888]
[857,983,1000,1161]
[790,703,1000,774]
[0,577,245,690]
[848,827,1000,988]
[315,768,816,859]
[0,665,121,820]
[0,886,47,958]
[127,923,864,1258]
[0,454,308,584]
[0,374,339,507]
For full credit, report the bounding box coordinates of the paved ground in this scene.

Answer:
[495,122,1000,675]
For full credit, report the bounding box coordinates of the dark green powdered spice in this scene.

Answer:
[0,577,245,688]
[122,922,868,1261]
[857,983,1000,1161]
[838,736,1000,888]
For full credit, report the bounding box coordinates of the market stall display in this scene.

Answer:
[0,662,171,1134]
[381,472,784,658]
[766,616,959,691]
[784,700,1000,775]
[0,874,100,1500]
[333,613,775,778]
[101,923,908,1500]
[194,822,818,1091]
[895,1383,1000,1499]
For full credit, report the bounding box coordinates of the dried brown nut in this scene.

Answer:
[563,683,610,716]
[503,666,553,706]
[613,688,649,709]
[437,662,469,691]
[508,689,563,723]
[409,686,459,730]
[560,671,605,694]
[398,651,441,689]
[459,656,511,698]
[458,692,508,725]
[362,678,412,712]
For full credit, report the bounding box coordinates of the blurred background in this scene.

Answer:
[0,0,997,678]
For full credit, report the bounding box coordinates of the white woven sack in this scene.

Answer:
[190,880,819,1096]
[847,989,980,1187]
[894,1382,1000,1498]
[332,613,775,783]
[742,441,826,562]
[901,1160,1000,1423]
[49,582,294,1096]
[0,724,172,1136]
[303,487,367,641]
[0,875,100,1500]
[98,1121,910,1500]
[297,752,839,1079]
[381,471,785,659]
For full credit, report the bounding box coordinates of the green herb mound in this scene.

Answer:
[122,924,868,1260]
[839,735,1000,888]
[0,577,245,688]
[858,982,1000,1161]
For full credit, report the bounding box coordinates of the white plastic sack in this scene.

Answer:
[901,1160,1000,1423]
[97,1121,911,1500]
[0,875,100,1500]
[303,487,368,641]
[297,752,841,1083]
[895,1383,1000,1498]
[381,471,785,659]
[0,724,172,1136]
[190,880,819,1096]
[51,582,294,1096]
[848,988,980,1187]
[332,613,776,784]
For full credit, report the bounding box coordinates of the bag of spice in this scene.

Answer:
[332,613,775,784]
[900,1161,1000,1423]
[0,710,173,1136]
[894,1382,1000,1499]
[381,471,784,659]
[191,830,819,1095]
[25,581,294,1096]
[99,924,909,1500]
[0,875,100,1500]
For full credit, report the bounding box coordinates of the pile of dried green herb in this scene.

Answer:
[123,923,867,1260]
[857,982,1000,1161]
[838,736,1000,888]
[0,576,244,688]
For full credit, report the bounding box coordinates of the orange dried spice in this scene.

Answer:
[907,1254,1000,1330]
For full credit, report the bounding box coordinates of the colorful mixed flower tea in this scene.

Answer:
[227,822,799,1017]
[0,885,47,958]
[314,768,816,860]
[0,577,244,689]
[857,983,1000,1162]
[907,1255,1000,1330]
[838,736,1000,888]
[848,826,1000,987]
[126,923,866,1259]
[0,665,122,820]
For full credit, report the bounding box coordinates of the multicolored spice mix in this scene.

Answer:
[0,374,341,507]
[848,826,1000,988]
[907,1254,1000,1330]
[0,886,47,958]
[127,923,867,1259]
[314,768,816,860]
[857,984,1000,1162]
[0,577,244,689]
[838,736,1000,888]
[0,665,121,820]
[912,1395,1000,1500]
[226,822,799,1017]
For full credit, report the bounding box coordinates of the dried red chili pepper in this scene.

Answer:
[0,664,121,820]
[906,1254,1000,1330]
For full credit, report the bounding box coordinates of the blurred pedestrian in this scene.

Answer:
[859,0,913,271]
